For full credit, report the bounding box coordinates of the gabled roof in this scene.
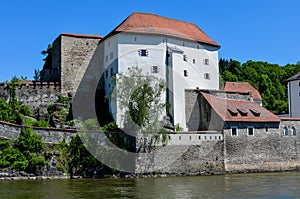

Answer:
[105,12,220,47]
[286,71,300,82]
[201,92,280,122]
[224,82,262,101]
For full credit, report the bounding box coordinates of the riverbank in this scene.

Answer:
[2,166,300,180]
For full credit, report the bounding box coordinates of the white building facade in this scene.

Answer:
[100,12,220,130]
[287,72,300,118]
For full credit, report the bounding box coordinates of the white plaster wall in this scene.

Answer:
[152,133,223,146]
[103,32,219,129]
[289,80,300,118]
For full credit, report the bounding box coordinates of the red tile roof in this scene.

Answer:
[224,82,262,101]
[201,92,280,122]
[110,12,219,47]
[61,33,102,39]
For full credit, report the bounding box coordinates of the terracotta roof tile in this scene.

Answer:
[111,12,219,47]
[61,33,102,39]
[224,82,262,101]
[201,92,280,122]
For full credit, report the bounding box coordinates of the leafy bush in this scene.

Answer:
[0,147,28,170]
[16,128,45,157]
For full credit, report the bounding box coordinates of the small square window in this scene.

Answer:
[151,66,159,73]
[248,127,254,136]
[204,58,209,65]
[184,70,188,77]
[139,49,148,57]
[204,73,210,80]
[183,55,188,61]
[231,127,238,136]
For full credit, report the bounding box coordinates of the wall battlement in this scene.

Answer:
[0,81,61,110]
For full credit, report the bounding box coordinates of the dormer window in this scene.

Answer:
[237,108,248,116]
[139,49,148,57]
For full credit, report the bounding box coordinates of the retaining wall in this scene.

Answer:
[0,121,76,143]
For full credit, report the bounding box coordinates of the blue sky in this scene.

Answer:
[0,0,299,82]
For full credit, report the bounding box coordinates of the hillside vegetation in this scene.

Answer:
[219,59,300,113]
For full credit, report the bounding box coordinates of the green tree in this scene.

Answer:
[112,66,166,132]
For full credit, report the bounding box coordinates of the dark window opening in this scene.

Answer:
[139,49,148,56]
[184,70,188,77]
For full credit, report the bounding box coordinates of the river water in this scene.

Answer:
[1,172,300,199]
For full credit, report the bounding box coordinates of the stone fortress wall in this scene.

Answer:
[0,81,60,111]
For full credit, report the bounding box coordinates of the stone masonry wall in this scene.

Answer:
[0,82,60,111]
[135,139,224,175]
[224,120,300,172]
[0,120,76,143]
[60,35,101,95]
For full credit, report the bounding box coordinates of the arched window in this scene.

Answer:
[283,127,288,136]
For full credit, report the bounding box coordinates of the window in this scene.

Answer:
[199,136,201,140]
[197,45,200,49]
[189,136,191,140]
[193,59,196,64]
[247,126,254,136]
[105,70,108,78]
[151,66,159,73]
[299,92,300,97]
[290,127,296,136]
[134,37,137,42]
[184,70,188,77]
[183,55,188,61]
[105,55,108,62]
[110,67,114,76]
[179,136,181,140]
[138,49,148,56]
[283,127,288,136]
[299,82,300,87]
[265,125,269,132]
[231,127,238,136]
[204,73,210,80]
[204,58,209,65]
[110,52,113,59]
[183,42,185,46]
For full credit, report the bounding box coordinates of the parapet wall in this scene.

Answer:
[0,120,76,143]
[0,82,61,110]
